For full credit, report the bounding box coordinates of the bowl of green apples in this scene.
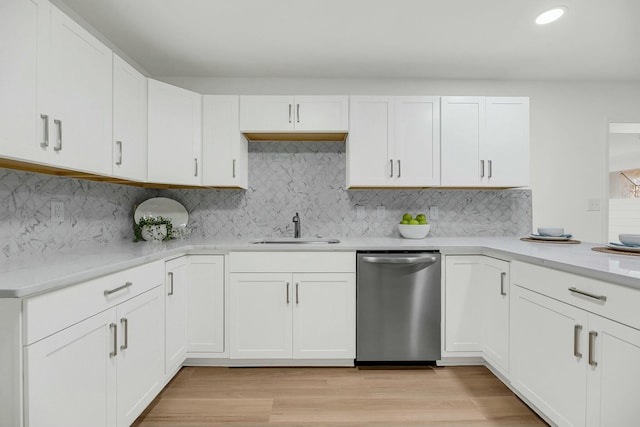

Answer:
[398,213,430,239]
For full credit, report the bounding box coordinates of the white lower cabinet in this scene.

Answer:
[230,272,292,359]
[230,272,355,359]
[444,255,509,375]
[511,285,588,427]
[164,256,189,376]
[25,309,116,427]
[229,252,356,361]
[166,254,226,366]
[187,255,225,355]
[585,314,640,426]
[510,261,640,427]
[24,286,164,427]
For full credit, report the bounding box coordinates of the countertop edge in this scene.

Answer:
[3,238,640,298]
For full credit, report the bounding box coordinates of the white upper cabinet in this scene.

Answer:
[112,54,147,181]
[239,95,348,135]
[441,96,529,187]
[147,79,202,186]
[202,95,248,188]
[47,5,113,175]
[483,97,530,187]
[0,0,49,163]
[347,96,440,188]
[0,1,113,175]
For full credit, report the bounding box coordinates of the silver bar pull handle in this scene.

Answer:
[232,159,236,178]
[194,158,198,177]
[40,114,49,148]
[109,323,117,357]
[488,160,493,178]
[296,283,299,304]
[362,255,437,265]
[120,318,128,350]
[54,119,62,151]
[115,141,123,165]
[288,104,292,123]
[286,282,290,304]
[104,281,133,296]
[390,159,393,178]
[569,287,607,302]
[500,272,507,296]
[480,160,485,177]
[168,272,174,296]
[574,324,583,358]
[296,104,300,123]
[589,331,598,367]
[397,160,401,178]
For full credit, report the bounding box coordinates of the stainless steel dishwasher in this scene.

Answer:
[356,251,441,363]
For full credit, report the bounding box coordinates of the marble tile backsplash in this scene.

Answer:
[0,142,531,259]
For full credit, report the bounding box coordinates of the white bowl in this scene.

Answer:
[619,234,640,246]
[537,227,564,237]
[398,224,430,239]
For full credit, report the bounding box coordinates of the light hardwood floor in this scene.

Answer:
[133,366,547,426]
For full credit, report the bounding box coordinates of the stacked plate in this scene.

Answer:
[529,227,572,241]
[607,234,640,252]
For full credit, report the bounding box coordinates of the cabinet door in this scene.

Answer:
[202,95,248,188]
[586,314,640,426]
[187,255,225,354]
[292,273,355,359]
[444,255,483,352]
[48,5,113,175]
[24,309,117,427]
[394,96,440,186]
[112,54,147,181]
[148,79,202,185]
[116,287,164,427]
[230,273,292,359]
[481,257,510,376]
[346,96,394,187]
[239,95,294,131]
[484,97,529,187]
[293,96,349,131]
[440,96,484,186]
[0,0,49,162]
[511,285,588,427]
[165,256,189,375]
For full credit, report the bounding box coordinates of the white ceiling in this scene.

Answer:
[58,0,640,81]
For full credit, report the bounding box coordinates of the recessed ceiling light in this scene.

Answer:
[535,6,567,25]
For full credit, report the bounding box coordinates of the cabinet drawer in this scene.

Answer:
[24,261,164,345]
[511,261,640,330]
[230,252,356,273]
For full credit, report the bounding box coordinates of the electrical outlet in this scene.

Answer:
[51,201,64,223]
[429,206,439,220]
[587,198,601,212]
[376,205,385,221]
[356,205,365,219]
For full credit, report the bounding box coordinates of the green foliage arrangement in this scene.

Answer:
[133,216,174,242]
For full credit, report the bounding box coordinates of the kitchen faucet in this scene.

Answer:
[292,212,301,238]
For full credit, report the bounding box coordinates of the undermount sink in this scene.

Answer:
[249,238,340,244]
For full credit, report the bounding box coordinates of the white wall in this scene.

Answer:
[160,77,640,243]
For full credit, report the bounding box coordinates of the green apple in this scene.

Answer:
[409,219,420,225]
[402,213,413,222]
[400,220,409,224]
[419,219,428,224]
[416,213,426,222]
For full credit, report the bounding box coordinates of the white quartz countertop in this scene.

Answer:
[2,236,640,298]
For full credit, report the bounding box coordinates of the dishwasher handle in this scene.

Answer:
[361,255,438,265]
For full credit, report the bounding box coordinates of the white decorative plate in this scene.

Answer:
[606,243,640,253]
[134,197,188,227]
[528,233,572,241]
